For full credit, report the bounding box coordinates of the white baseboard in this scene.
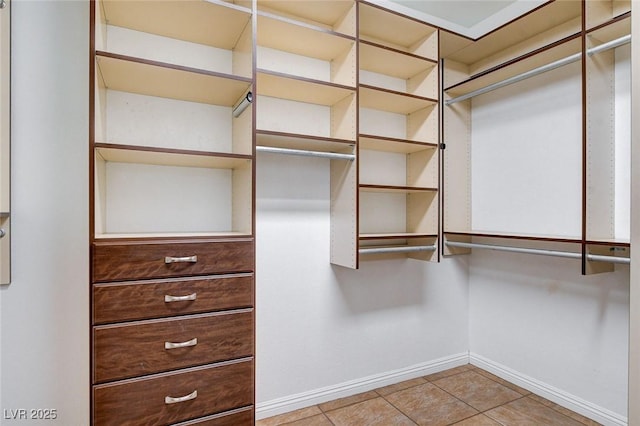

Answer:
[469,353,628,426]
[256,352,470,420]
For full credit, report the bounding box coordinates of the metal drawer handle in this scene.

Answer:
[165,255,197,264]
[165,338,198,350]
[165,390,197,405]
[164,293,197,303]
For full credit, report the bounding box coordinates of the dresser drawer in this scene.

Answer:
[93,274,253,324]
[173,407,253,426]
[93,358,253,426]
[92,239,254,282]
[93,309,253,383]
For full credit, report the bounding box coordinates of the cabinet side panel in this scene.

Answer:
[586,48,615,240]
[443,99,471,232]
[330,159,357,268]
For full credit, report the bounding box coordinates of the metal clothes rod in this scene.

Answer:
[588,34,631,56]
[446,34,631,105]
[359,245,437,255]
[256,146,355,161]
[446,241,630,264]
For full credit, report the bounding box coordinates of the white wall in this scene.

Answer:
[255,153,470,415]
[0,1,89,424]
[469,251,629,422]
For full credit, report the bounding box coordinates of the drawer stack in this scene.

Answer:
[91,239,255,425]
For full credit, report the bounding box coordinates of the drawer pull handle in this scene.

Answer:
[165,338,198,350]
[165,390,197,405]
[164,293,197,303]
[165,255,198,264]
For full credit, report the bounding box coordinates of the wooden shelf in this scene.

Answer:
[95,144,252,170]
[359,40,436,79]
[586,0,631,31]
[359,2,437,60]
[359,184,437,194]
[96,52,252,106]
[359,134,436,154]
[257,70,355,105]
[360,233,436,240]
[99,0,252,50]
[258,13,355,61]
[256,130,354,153]
[444,231,583,244]
[257,0,355,34]
[444,37,582,99]
[586,13,630,45]
[443,1,581,72]
[359,85,436,115]
[94,231,252,240]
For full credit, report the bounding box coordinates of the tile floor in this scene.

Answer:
[256,364,601,426]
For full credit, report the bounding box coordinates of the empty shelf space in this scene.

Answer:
[257,0,355,35]
[257,70,355,105]
[95,144,252,170]
[257,130,354,153]
[359,2,437,60]
[359,85,436,115]
[359,40,437,79]
[258,13,355,61]
[98,0,252,50]
[359,134,437,153]
[444,231,583,244]
[359,184,437,193]
[95,52,252,106]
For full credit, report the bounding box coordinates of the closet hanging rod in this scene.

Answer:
[446,241,630,264]
[256,146,355,161]
[445,34,631,105]
[359,244,437,255]
[588,34,631,56]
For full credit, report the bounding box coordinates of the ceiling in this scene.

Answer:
[368,0,549,39]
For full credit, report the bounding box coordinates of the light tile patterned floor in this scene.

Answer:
[256,364,601,426]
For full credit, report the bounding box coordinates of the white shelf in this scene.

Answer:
[258,70,354,106]
[359,41,436,79]
[360,85,436,115]
[257,130,354,153]
[359,134,436,154]
[96,53,252,107]
[257,0,355,35]
[99,0,252,50]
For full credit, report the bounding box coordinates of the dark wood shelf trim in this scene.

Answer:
[359,184,438,192]
[359,39,438,65]
[94,142,253,161]
[257,68,357,92]
[93,236,255,245]
[359,84,438,103]
[444,231,582,244]
[257,9,356,42]
[257,129,355,145]
[585,240,631,248]
[95,51,252,84]
[359,133,438,148]
[585,11,631,35]
[359,234,437,241]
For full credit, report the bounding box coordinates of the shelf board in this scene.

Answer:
[256,130,355,153]
[586,14,630,45]
[257,0,354,30]
[95,144,252,169]
[586,238,631,247]
[100,0,252,50]
[96,52,252,106]
[359,85,437,115]
[444,231,582,244]
[359,134,437,154]
[360,233,437,240]
[444,37,582,98]
[444,0,581,66]
[94,231,252,240]
[359,41,436,79]
[258,13,355,61]
[359,2,436,54]
[257,69,355,105]
[359,184,437,194]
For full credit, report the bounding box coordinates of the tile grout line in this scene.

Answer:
[378,393,420,426]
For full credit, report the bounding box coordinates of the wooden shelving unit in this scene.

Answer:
[90,0,256,423]
[357,2,440,263]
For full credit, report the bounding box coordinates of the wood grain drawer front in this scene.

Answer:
[92,239,254,282]
[173,407,253,425]
[93,358,253,426]
[93,309,253,383]
[93,274,254,324]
